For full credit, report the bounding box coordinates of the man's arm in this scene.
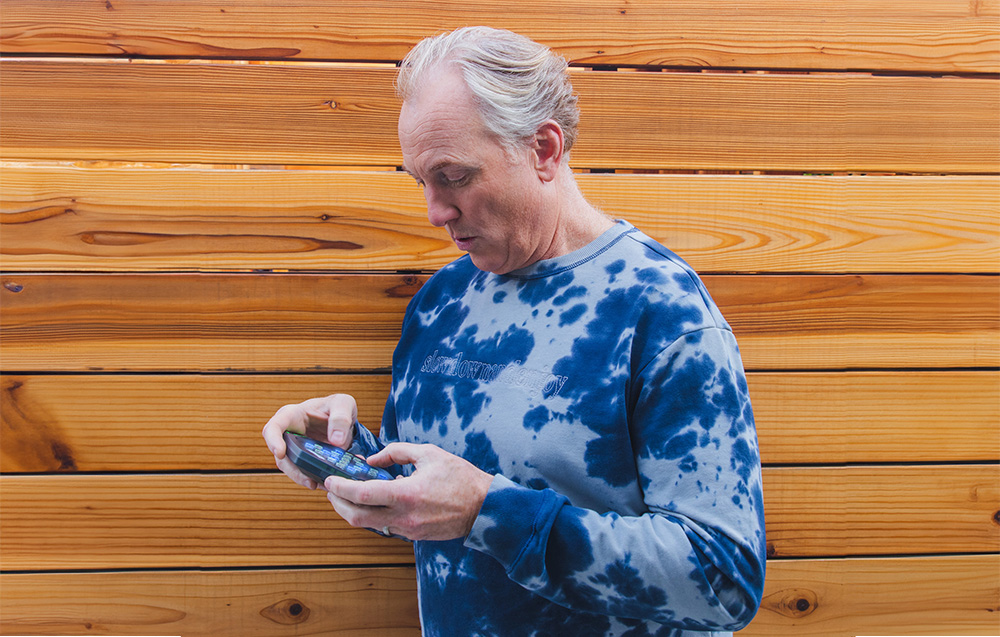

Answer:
[464,328,766,631]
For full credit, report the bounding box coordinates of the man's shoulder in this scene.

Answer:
[615,226,693,272]
[603,228,704,294]
[604,228,730,332]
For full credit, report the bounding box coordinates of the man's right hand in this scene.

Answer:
[261,393,359,489]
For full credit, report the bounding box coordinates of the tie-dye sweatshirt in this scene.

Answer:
[351,220,766,636]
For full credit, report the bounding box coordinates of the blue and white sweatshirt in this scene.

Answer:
[352,220,766,636]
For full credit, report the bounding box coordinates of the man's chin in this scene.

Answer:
[468,252,508,275]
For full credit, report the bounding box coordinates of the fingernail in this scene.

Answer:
[330,430,345,446]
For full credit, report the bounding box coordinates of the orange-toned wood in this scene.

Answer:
[1,0,996,73]
[3,164,998,273]
[1,467,995,570]
[763,464,1000,558]
[2,371,997,473]
[3,273,996,372]
[0,473,414,571]
[749,371,1000,465]
[2,60,997,172]
[0,272,416,372]
[1,556,996,636]
[708,274,999,370]
[742,554,1000,636]
[0,567,420,636]
[0,374,392,473]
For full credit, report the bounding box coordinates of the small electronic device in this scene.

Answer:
[283,431,394,483]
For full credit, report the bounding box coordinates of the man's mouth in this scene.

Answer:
[453,235,476,251]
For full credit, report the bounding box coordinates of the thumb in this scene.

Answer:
[366,442,426,468]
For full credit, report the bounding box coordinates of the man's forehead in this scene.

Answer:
[401,158,471,177]
[398,100,490,176]
[398,113,473,173]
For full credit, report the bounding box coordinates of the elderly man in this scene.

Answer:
[263,26,765,636]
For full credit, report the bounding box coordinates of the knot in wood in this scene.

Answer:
[762,587,819,619]
[387,275,424,298]
[260,598,311,625]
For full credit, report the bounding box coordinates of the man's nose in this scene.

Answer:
[424,185,459,227]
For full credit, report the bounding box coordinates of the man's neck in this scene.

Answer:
[548,175,616,256]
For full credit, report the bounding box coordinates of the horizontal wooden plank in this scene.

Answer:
[2,273,996,372]
[0,566,420,636]
[2,556,997,636]
[749,371,1000,465]
[0,374,393,473]
[0,272,415,373]
[762,464,999,559]
[2,60,997,172]
[1,467,995,569]
[713,274,999,369]
[1,0,996,73]
[3,164,998,273]
[2,371,997,473]
[0,473,415,570]
[742,554,1000,636]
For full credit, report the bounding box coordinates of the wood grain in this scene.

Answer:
[748,371,1000,465]
[763,464,1000,558]
[0,473,414,570]
[0,374,392,473]
[1,0,996,73]
[1,3,995,636]
[2,371,997,473]
[3,273,995,372]
[709,274,1000,369]
[0,566,420,636]
[1,556,996,636]
[3,164,998,273]
[2,60,997,172]
[1,467,996,569]
[0,272,416,373]
[742,554,1000,636]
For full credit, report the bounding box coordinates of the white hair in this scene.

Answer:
[396,26,580,155]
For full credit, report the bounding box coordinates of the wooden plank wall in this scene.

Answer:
[1,2,998,635]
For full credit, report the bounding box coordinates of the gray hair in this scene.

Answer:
[396,26,580,155]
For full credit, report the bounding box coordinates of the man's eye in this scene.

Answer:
[438,172,470,188]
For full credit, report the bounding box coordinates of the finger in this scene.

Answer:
[263,396,347,454]
[326,489,392,531]
[324,393,359,448]
[324,474,397,508]
[366,442,426,468]
[261,403,310,459]
[276,454,318,490]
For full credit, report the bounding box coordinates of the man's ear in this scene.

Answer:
[532,120,565,182]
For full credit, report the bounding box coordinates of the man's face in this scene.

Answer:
[398,68,550,275]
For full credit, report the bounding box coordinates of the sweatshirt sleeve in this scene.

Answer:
[464,327,766,632]
[346,421,384,459]
[348,404,406,480]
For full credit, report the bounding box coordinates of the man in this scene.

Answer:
[263,26,765,636]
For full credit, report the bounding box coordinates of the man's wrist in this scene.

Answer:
[463,471,496,539]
